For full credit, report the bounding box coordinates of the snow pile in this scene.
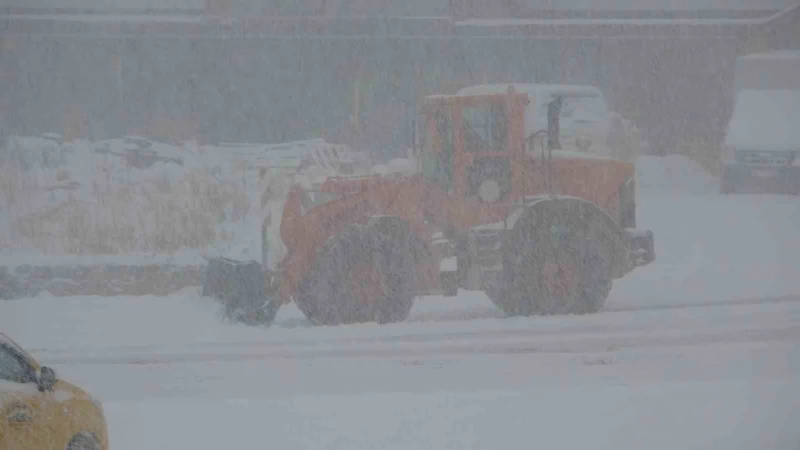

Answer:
[0,134,378,296]
[0,142,248,256]
[635,153,718,194]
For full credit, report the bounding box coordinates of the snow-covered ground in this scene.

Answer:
[3,291,799,450]
[2,152,800,449]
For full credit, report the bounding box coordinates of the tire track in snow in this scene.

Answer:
[28,294,800,362]
[606,294,800,313]
[406,293,800,324]
[38,308,800,365]
[46,324,800,366]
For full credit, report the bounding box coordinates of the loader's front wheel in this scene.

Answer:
[489,202,613,316]
[295,223,417,326]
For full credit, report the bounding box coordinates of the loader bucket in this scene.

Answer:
[202,257,279,326]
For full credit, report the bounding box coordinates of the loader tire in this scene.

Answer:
[295,223,417,326]
[489,201,613,316]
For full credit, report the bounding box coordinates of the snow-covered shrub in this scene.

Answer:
[11,168,249,255]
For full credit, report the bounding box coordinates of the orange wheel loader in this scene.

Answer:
[201,84,655,326]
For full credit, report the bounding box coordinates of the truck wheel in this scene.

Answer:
[295,224,417,326]
[571,239,613,314]
[490,203,613,316]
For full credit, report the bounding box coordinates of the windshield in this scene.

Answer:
[0,333,35,364]
[462,103,508,153]
[537,94,605,122]
[560,95,606,121]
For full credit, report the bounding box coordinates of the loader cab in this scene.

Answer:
[418,88,528,222]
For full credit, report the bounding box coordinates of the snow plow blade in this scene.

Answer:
[201,257,280,326]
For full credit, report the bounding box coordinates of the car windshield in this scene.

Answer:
[0,333,34,363]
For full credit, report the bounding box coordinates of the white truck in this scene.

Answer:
[720,50,800,195]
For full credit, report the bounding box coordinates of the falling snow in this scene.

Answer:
[2,1,800,449]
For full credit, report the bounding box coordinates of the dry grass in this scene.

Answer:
[0,162,39,209]
[4,167,250,255]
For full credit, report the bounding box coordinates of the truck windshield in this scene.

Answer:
[560,95,605,121]
[538,94,605,123]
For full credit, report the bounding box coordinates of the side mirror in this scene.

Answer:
[37,366,57,392]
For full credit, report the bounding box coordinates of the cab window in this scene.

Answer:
[462,103,508,153]
[0,345,33,384]
[420,108,453,190]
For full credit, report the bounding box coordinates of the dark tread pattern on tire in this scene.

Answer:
[295,220,418,326]
[67,432,101,450]
[489,200,614,317]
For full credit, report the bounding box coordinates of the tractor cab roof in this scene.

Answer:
[424,82,605,110]
[457,82,604,99]
[423,89,531,108]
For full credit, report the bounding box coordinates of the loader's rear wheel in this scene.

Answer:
[295,223,417,326]
[489,203,613,316]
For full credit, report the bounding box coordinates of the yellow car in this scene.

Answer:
[0,332,109,450]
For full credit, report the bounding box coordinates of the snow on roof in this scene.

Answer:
[456,83,539,96]
[457,15,757,26]
[530,84,603,97]
[739,50,800,60]
[512,0,794,11]
[724,89,800,152]
[456,83,603,99]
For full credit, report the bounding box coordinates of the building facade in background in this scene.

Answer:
[0,0,798,156]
